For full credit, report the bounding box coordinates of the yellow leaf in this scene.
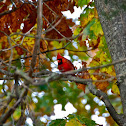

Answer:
[13,108,21,120]
[94,7,99,19]
[101,67,108,73]
[112,83,120,95]
[100,52,106,63]
[81,13,94,28]
[66,118,82,126]
[91,75,97,80]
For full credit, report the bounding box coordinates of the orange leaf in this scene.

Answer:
[15,46,24,55]
[77,84,86,93]
[95,81,109,92]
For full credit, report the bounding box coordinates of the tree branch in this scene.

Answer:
[0,98,21,124]
[87,82,125,126]
[0,0,43,124]
[28,0,43,77]
[0,4,24,17]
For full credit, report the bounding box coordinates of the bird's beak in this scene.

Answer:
[57,59,60,63]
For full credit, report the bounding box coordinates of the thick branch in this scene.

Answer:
[87,82,124,126]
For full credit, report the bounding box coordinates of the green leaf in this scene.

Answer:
[67,114,75,120]
[67,114,97,126]
[90,2,95,7]
[51,41,63,49]
[39,85,48,91]
[13,106,21,120]
[66,118,82,126]
[82,18,96,41]
[73,27,82,36]
[48,119,66,126]
[89,30,97,40]
[90,19,104,36]
[12,59,21,69]
[78,0,90,7]
[76,115,96,126]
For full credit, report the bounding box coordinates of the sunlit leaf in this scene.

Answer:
[78,0,90,7]
[112,83,120,95]
[90,19,104,36]
[66,118,82,126]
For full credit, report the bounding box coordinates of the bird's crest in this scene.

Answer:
[57,53,63,60]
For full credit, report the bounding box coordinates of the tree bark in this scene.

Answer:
[94,0,126,125]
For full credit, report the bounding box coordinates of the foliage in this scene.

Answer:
[48,114,96,126]
[0,0,121,126]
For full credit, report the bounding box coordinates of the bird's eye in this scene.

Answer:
[57,59,62,65]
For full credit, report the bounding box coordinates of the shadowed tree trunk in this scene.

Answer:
[94,0,126,125]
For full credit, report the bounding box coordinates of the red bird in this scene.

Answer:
[57,53,86,93]
[57,53,75,72]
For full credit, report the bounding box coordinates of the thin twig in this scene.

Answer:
[0,4,24,17]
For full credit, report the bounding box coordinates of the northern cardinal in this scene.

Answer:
[57,53,86,93]
[57,53,75,72]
